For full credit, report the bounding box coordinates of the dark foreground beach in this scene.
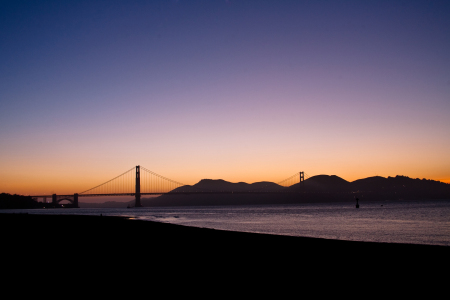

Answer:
[1,212,448,284]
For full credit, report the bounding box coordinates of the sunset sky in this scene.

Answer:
[1,0,449,196]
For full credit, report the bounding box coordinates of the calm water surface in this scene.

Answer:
[3,200,450,246]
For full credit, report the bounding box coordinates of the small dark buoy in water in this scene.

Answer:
[356,197,359,208]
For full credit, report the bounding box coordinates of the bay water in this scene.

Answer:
[2,199,449,246]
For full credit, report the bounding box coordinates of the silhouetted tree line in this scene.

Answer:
[0,193,44,209]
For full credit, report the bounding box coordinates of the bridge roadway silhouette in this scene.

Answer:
[32,165,305,208]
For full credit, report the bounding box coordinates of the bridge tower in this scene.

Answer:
[300,172,304,183]
[135,165,142,207]
[73,193,79,208]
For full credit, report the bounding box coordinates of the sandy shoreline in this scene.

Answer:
[2,212,447,249]
[1,212,448,277]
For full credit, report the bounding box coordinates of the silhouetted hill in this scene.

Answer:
[0,193,44,209]
[140,179,285,206]
[288,175,350,192]
[307,175,350,186]
[170,179,283,193]
[351,176,387,190]
[140,175,450,207]
[349,175,450,201]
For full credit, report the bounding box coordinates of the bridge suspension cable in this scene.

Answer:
[140,166,186,194]
[78,165,311,196]
[79,167,136,195]
[34,166,312,208]
[277,172,301,187]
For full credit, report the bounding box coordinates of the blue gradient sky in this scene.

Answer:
[1,0,449,194]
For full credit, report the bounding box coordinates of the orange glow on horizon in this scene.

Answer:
[439,178,450,184]
[3,167,449,196]
[1,1,449,199]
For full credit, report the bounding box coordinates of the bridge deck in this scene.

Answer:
[32,191,307,197]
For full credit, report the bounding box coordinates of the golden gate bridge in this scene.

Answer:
[31,165,308,207]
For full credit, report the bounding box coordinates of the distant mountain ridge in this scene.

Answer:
[137,175,450,207]
[169,178,284,193]
[77,175,449,207]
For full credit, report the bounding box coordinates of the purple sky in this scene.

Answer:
[1,0,449,195]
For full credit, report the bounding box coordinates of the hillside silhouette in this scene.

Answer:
[0,193,44,209]
[172,179,284,193]
[140,175,450,207]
